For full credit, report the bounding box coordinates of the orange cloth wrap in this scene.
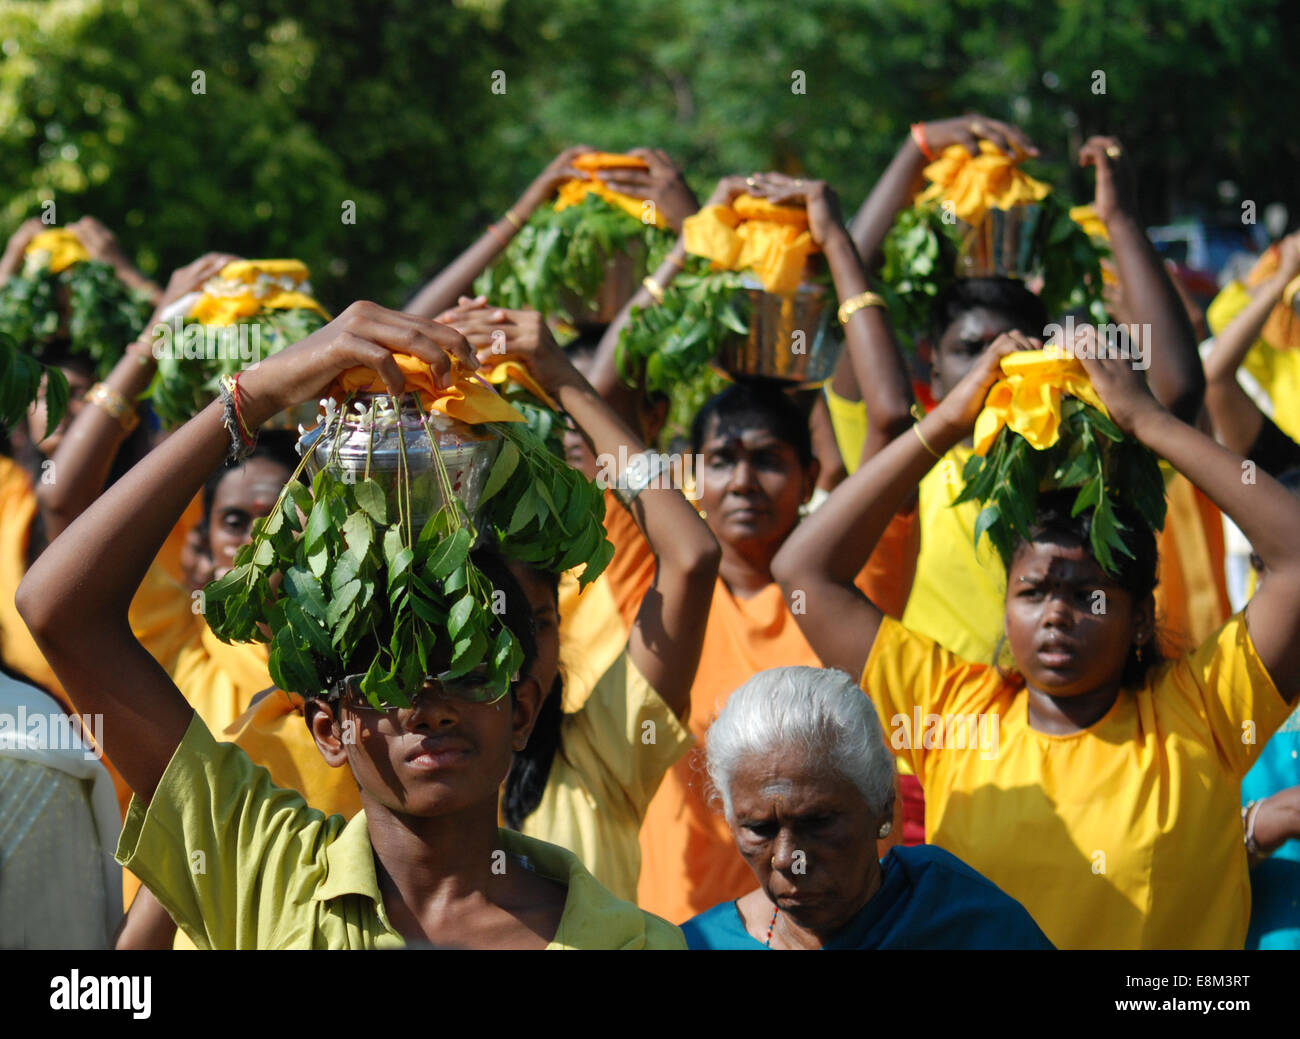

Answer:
[328,354,525,424]
[553,152,670,230]
[682,194,816,295]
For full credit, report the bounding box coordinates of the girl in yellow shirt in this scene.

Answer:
[446,305,718,902]
[773,331,1300,949]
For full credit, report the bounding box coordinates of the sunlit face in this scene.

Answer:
[1003,537,1151,695]
[728,749,886,939]
[931,307,1027,401]
[696,417,814,554]
[27,363,94,456]
[206,457,292,580]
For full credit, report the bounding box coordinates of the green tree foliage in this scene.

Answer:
[2,0,1296,313]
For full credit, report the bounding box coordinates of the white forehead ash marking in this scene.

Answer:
[760,779,794,799]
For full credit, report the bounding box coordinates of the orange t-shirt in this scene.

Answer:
[634,509,918,924]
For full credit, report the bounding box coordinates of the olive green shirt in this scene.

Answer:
[117,714,685,949]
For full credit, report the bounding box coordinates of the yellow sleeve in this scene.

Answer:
[824,386,868,476]
[115,713,341,949]
[562,653,693,822]
[1158,612,1294,778]
[859,616,999,781]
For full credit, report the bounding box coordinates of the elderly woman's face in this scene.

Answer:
[728,749,886,937]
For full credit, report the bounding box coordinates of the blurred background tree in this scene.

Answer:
[3,0,1296,309]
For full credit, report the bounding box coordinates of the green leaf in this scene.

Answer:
[303,498,332,553]
[42,366,69,441]
[478,439,520,505]
[354,478,388,524]
[326,578,362,627]
[427,527,471,581]
[284,566,328,621]
[448,593,475,639]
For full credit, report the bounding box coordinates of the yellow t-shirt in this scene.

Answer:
[522,652,693,902]
[824,385,868,475]
[171,621,273,736]
[860,612,1293,949]
[901,444,1007,663]
[1206,279,1300,444]
[117,714,686,949]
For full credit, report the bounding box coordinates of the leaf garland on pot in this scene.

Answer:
[615,193,836,394]
[953,349,1166,575]
[203,386,611,709]
[146,260,330,428]
[879,143,1109,353]
[475,192,674,331]
[0,229,152,434]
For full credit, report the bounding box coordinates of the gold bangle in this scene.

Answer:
[1282,274,1300,309]
[911,422,942,460]
[837,291,887,326]
[504,208,524,230]
[86,382,139,433]
[642,275,665,305]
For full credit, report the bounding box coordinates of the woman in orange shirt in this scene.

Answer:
[585,173,921,924]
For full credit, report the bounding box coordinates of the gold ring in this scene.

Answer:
[1106,145,1122,159]
[745,176,757,186]
[969,121,987,135]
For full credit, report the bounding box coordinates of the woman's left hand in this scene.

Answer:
[1072,323,1163,434]
[594,148,699,232]
[747,172,846,248]
[450,307,581,396]
[1078,136,1138,226]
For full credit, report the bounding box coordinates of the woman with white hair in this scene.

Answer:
[681,666,1051,949]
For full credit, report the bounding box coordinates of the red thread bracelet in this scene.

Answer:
[486,222,510,249]
[911,123,936,162]
[230,372,256,446]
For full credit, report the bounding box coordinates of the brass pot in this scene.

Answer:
[557,243,646,328]
[714,278,840,386]
[955,205,1045,281]
[298,394,500,526]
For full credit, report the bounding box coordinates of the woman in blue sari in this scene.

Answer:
[681,666,1052,950]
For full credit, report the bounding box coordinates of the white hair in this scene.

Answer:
[706,666,895,822]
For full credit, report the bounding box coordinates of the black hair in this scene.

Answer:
[1000,489,1162,687]
[690,380,814,468]
[196,430,302,543]
[930,277,1049,346]
[500,563,563,831]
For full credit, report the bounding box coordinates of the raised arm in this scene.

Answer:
[1203,233,1300,457]
[1078,137,1204,423]
[848,116,1037,266]
[0,218,45,285]
[1076,327,1300,702]
[451,307,719,720]
[16,303,480,799]
[404,146,592,319]
[772,333,1030,678]
[35,253,236,541]
[752,173,915,460]
[586,153,706,429]
[70,217,161,304]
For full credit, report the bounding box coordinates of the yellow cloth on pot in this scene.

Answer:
[24,229,90,274]
[916,142,1051,227]
[188,259,331,326]
[478,357,560,411]
[330,353,525,424]
[553,152,670,230]
[682,194,816,295]
[972,348,1107,456]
